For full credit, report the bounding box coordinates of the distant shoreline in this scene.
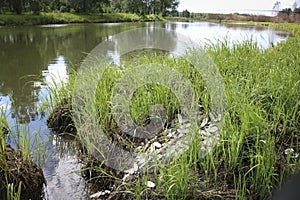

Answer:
[0,12,164,26]
[1,11,300,27]
[167,12,300,24]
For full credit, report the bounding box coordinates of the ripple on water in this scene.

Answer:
[44,155,88,199]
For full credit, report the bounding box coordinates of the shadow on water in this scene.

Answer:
[0,21,289,199]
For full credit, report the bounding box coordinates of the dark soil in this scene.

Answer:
[0,144,46,200]
[47,98,76,134]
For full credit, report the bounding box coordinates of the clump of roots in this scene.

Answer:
[47,98,76,134]
[0,144,46,200]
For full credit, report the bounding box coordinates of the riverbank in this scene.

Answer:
[167,12,300,24]
[0,12,163,26]
[166,16,300,36]
[45,22,300,199]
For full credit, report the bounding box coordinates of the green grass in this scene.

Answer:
[92,55,208,141]
[0,12,163,26]
[46,23,300,199]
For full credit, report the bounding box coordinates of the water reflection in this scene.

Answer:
[167,22,288,48]
[103,26,178,65]
[44,135,88,200]
[0,23,145,124]
[43,56,68,87]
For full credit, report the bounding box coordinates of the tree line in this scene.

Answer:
[0,0,179,15]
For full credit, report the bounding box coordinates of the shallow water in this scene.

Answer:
[0,21,288,199]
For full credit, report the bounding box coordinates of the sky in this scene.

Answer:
[178,0,300,13]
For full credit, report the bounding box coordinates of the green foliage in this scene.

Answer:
[30,0,41,15]
[181,9,190,18]
[92,53,207,139]
[280,8,292,14]
[0,12,160,26]
[0,0,179,16]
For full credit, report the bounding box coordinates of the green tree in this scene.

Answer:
[30,0,41,14]
[0,0,9,13]
[294,7,300,13]
[111,0,127,12]
[10,0,23,14]
[0,0,179,15]
[182,9,190,18]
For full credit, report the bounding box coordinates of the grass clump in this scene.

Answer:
[92,53,208,149]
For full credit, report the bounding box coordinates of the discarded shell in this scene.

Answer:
[206,125,218,133]
[179,122,191,129]
[200,118,208,128]
[90,191,105,198]
[199,130,210,137]
[124,168,135,175]
[124,163,138,175]
[153,142,162,149]
[137,146,143,150]
[291,153,299,158]
[146,181,156,188]
[177,128,189,134]
[178,114,183,124]
[167,131,176,138]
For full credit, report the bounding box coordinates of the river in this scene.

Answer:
[0,21,288,199]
